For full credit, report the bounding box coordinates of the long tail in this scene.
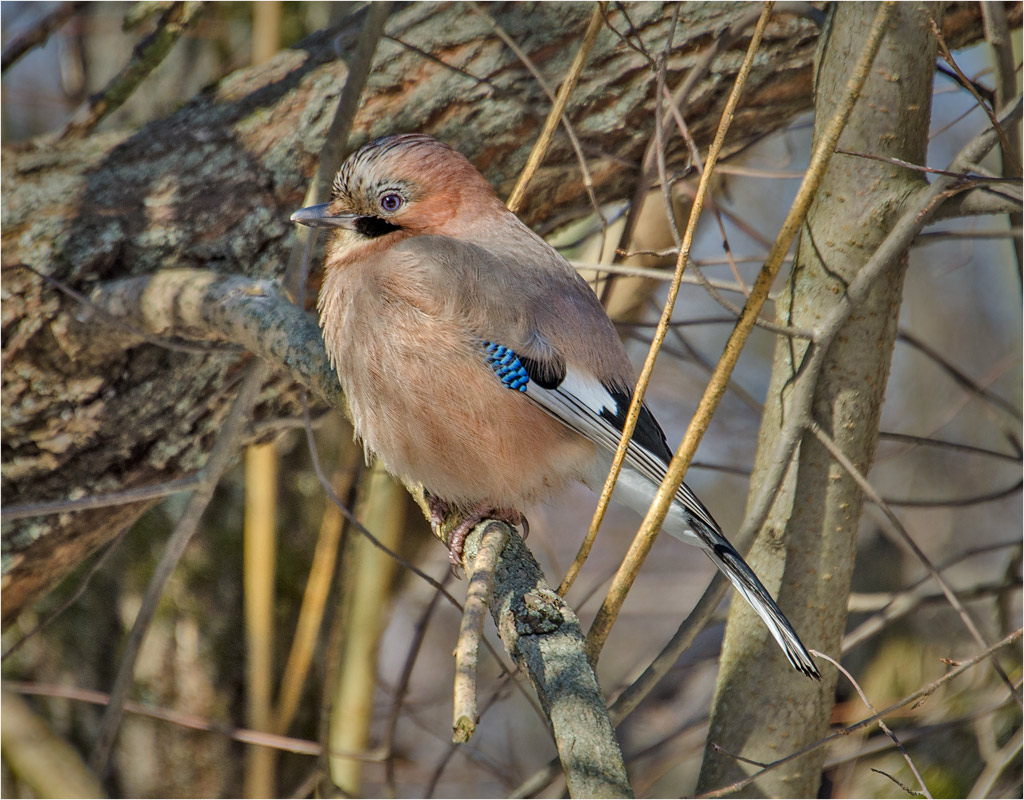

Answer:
[598,462,820,679]
[678,515,820,679]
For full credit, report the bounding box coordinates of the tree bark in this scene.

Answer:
[697,3,940,796]
[0,1,1006,624]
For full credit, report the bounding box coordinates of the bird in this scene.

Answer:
[291,133,820,679]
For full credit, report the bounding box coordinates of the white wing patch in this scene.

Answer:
[522,365,721,535]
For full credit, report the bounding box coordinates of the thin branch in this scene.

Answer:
[598,2,656,67]
[383,579,449,795]
[610,3,769,268]
[897,329,1021,423]
[452,523,508,742]
[734,91,1024,608]
[7,681,324,757]
[284,1,394,304]
[917,227,1023,242]
[383,33,500,91]
[878,431,1020,462]
[60,2,206,139]
[1,1,85,73]
[504,4,605,214]
[883,477,1021,509]
[927,182,1023,219]
[587,0,893,660]
[812,650,933,799]
[807,420,1021,707]
[576,2,776,621]
[469,2,607,235]
[845,573,1022,653]
[91,360,269,775]
[609,574,730,724]
[298,400,543,724]
[0,474,201,521]
[930,18,1022,175]
[979,0,1023,274]
[698,628,1023,798]
[835,147,1021,182]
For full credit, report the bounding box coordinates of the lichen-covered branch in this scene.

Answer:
[461,522,632,799]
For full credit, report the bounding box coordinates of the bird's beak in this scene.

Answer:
[290,203,360,230]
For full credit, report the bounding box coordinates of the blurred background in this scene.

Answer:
[2,3,1021,798]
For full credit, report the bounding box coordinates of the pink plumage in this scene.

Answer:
[291,134,820,679]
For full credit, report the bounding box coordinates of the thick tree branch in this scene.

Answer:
[2,0,1010,627]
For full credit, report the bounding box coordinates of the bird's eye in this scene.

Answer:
[379,193,403,213]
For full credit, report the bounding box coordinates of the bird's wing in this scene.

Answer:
[481,341,820,679]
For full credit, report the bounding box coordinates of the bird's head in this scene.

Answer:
[291,134,504,251]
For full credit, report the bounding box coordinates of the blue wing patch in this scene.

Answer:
[482,342,530,392]
[482,341,565,392]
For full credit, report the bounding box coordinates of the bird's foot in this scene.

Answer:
[426,492,450,530]
[433,501,527,571]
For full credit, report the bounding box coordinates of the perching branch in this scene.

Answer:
[462,521,632,799]
[77,269,342,408]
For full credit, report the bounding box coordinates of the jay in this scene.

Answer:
[292,133,819,679]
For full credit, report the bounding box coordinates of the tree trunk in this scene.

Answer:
[0,1,1002,624]
[697,3,940,796]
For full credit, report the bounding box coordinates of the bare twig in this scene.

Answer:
[572,4,776,620]
[734,91,1024,602]
[930,18,1021,175]
[1,2,85,73]
[383,33,500,91]
[698,629,1023,798]
[587,0,896,661]
[609,574,730,724]
[299,399,541,724]
[882,477,1021,508]
[807,420,1021,707]
[470,2,607,234]
[835,148,1021,182]
[980,0,1023,274]
[611,4,768,266]
[505,4,605,214]
[383,579,449,795]
[284,1,394,304]
[60,2,205,139]
[897,329,1021,423]
[452,523,508,742]
[812,650,932,799]
[8,681,324,757]
[91,360,268,775]
[1,474,201,521]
